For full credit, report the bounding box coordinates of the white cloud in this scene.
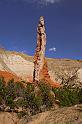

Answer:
[29,0,61,6]
[49,47,56,52]
[1,0,61,6]
[40,0,60,5]
[20,50,27,54]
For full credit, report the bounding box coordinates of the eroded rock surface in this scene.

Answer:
[33,16,46,82]
[0,51,34,82]
[33,16,60,87]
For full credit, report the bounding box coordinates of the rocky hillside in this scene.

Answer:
[0,104,82,124]
[0,49,34,82]
[0,49,82,87]
[47,58,82,87]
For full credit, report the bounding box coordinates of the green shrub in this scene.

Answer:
[0,78,6,104]
[17,111,27,119]
[14,82,24,97]
[78,88,82,103]
[4,79,24,109]
[53,87,80,107]
[23,83,35,107]
[22,83,44,113]
[0,78,5,96]
[5,79,16,99]
[0,95,3,104]
[0,77,81,115]
[39,80,55,108]
[6,96,15,109]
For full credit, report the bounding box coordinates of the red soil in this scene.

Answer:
[0,71,20,83]
[40,59,60,88]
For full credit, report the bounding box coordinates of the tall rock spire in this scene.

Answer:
[33,16,46,82]
[33,16,60,88]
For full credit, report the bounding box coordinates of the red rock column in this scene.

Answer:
[33,16,60,88]
[33,16,46,82]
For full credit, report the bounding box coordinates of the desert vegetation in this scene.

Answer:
[0,77,82,119]
[53,86,82,107]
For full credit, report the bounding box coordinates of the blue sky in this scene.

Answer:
[0,0,82,59]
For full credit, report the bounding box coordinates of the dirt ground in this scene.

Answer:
[0,105,82,124]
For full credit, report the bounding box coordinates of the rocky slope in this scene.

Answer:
[0,112,19,124]
[0,49,82,87]
[27,104,82,124]
[0,50,34,82]
[0,104,82,124]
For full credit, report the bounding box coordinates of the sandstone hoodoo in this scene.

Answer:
[33,16,46,82]
[33,16,60,87]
